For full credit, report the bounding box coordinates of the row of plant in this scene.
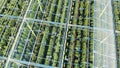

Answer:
[63,0,94,68]
[0,0,5,10]
[0,0,29,56]
[1,0,29,16]
[0,0,94,67]
[9,62,28,68]
[11,0,69,67]
[26,0,68,23]
[37,0,68,23]
[69,0,94,26]
[0,0,29,67]
[113,1,120,68]
[12,23,65,67]
[0,60,6,68]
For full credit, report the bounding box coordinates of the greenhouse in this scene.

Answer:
[0,0,119,68]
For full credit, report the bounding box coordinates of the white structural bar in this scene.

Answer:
[98,1,110,18]
[0,56,57,68]
[0,0,7,13]
[10,59,57,68]
[59,0,72,68]
[0,14,119,33]
[0,14,66,26]
[4,0,33,67]
[37,0,43,12]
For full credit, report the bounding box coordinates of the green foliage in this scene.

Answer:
[0,0,95,67]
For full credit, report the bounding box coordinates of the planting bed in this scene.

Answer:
[0,0,69,67]
[0,0,29,16]
[0,0,29,56]
[26,0,69,23]
[0,0,30,67]
[63,0,94,68]
[113,1,120,67]
[12,22,66,67]
[0,0,95,68]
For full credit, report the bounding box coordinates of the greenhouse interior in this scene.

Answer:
[0,0,120,68]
